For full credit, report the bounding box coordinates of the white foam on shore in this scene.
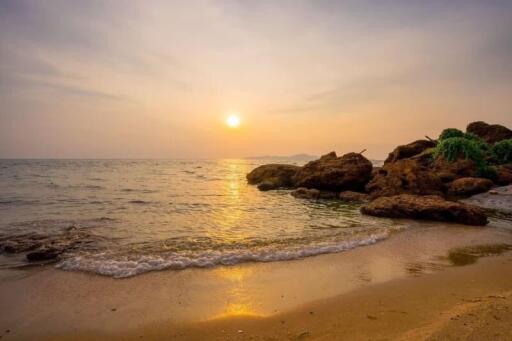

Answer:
[56,233,389,278]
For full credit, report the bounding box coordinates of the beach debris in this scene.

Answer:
[366,315,378,320]
[361,194,488,226]
[237,330,243,333]
[297,331,310,340]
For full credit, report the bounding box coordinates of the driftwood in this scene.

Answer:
[425,135,437,144]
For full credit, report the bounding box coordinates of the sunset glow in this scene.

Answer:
[226,115,241,128]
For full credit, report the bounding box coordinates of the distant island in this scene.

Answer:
[244,154,318,161]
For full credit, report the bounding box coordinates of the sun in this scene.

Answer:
[226,114,241,128]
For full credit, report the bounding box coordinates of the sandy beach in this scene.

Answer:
[1,222,511,340]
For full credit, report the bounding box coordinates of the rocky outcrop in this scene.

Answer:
[293,152,373,191]
[246,164,301,191]
[290,187,338,199]
[448,177,493,197]
[431,157,478,184]
[339,191,369,203]
[384,139,436,164]
[466,121,512,144]
[360,194,488,226]
[366,154,443,199]
[495,164,512,186]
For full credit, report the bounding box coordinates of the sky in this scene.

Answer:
[1,0,511,159]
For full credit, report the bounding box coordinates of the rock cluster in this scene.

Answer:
[0,227,100,262]
[246,121,512,226]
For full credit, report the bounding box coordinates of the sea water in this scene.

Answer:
[0,159,403,277]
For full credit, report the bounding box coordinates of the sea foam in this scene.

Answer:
[56,232,389,278]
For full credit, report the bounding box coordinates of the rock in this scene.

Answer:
[466,121,512,144]
[246,164,301,190]
[366,156,443,199]
[257,180,280,191]
[495,164,512,185]
[448,177,494,197]
[385,139,436,164]
[293,152,372,191]
[461,185,512,215]
[291,187,338,199]
[432,157,478,183]
[291,187,320,199]
[339,191,369,203]
[360,194,488,226]
[26,248,61,262]
[1,240,42,253]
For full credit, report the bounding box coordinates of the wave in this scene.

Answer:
[56,232,389,278]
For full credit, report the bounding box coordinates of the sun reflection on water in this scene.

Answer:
[211,266,264,318]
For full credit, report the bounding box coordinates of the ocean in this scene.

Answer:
[1,159,408,277]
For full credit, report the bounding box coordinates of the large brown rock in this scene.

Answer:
[466,121,512,144]
[385,139,436,164]
[246,164,301,191]
[495,164,512,186]
[366,154,443,199]
[292,152,372,191]
[360,194,488,226]
[448,177,493,197]
[431,157,478,184]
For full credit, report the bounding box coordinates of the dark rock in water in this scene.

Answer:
[366,155,443,199]
[339,191,369,203]
[293,152,372,192]
[495,164,512,185]
[26,248,61,262]
[360,194,488,226]
[246,164,301,191]
[466,121,512,144]
[385,139,436,164]
[257,180,280,191]
[290,187,337,199]
[1,240,42,254]
[291,187,320,199]
[448,177,493,197]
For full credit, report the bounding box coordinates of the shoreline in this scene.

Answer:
[1,222,512,340]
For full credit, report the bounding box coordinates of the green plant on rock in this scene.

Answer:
[433,137,486,164]
[439,128,465,141]
[491,139,512,164]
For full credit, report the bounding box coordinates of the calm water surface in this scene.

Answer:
[0,159,406,277]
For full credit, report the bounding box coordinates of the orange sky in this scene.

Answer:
[1,1,511,159]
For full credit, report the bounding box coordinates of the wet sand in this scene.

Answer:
[1,221,511,340]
